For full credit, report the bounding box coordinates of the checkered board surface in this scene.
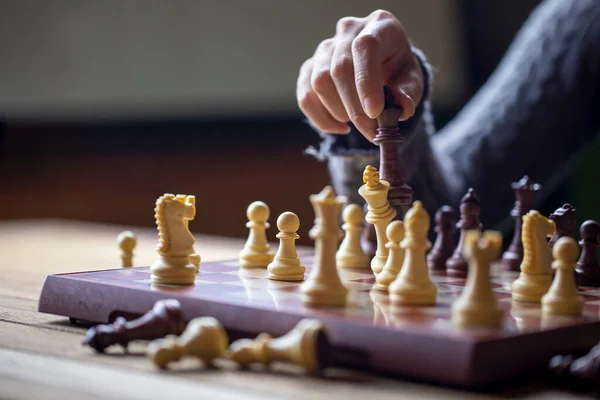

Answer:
[38,256,600,387]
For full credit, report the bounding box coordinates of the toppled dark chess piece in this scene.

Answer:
[549,341,600,392]
[575,220,600,287]
[549,203,577,250]
[83,299,186,352]
[427,205,457,271]
[502,176,540,271]
[446,189,482,278]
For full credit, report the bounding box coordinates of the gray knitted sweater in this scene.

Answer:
[308,0,600,232]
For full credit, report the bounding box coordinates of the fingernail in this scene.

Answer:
[363,97,380,119]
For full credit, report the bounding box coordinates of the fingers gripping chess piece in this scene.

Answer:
[502,176,541,272]
[267,212,306,281]
[446,189,482,278]
[227,319,328,374]
[548,204,577,250]
[150,194,199,285]
[336,204,369,268]
[239,201,275,268]
[83,299,186,352]
[427,206,457,272]
[512,210,556,303]
[300,186,348,306]
[542,237,583,316]
[117,230,137,268]
[452,230,504,329]
[575,220,600,287]
[358,165,397,275]
[375,221,405,291]
[147,317,229,369]
[389,201,437,306]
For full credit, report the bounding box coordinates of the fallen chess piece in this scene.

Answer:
[227,319,328,374]
[83,299,186,352]
[147,316,229,369]
[117,230,137,268]
[549,341,600,393]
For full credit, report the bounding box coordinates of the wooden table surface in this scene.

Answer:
[0,219,591,400]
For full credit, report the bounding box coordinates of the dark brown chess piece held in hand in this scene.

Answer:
[83,299,186,352]
[361,86,413,257]
[502,176,541,271]
[575,220,600,287]
[427,206,457,272]
[446,188,482,278]
[549,204,577,250]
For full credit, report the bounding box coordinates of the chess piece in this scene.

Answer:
[575,220,600,287]
[502,176,541,271]
[550,341,600,392]
[358,165,397,275]
[542,237,583,316]
[447,189,482,277]
[427,206,457,271]
[150,194,199,285]
[83,299,186,352]
[452,230,504,329]
[239,201,275,268]
[117,230,137,268]
[361,86,413,257]
[184,196,201,271]
[512,210,556,303]
[227,319,328,374]
[374,221,405,291]
[389,201,437,306]
[300,186,348,306]
[548,203,577,250]
[147,317,228,369]
[267,212,306,281]
[336,204,369,268]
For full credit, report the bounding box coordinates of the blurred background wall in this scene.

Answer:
[6,0,586,245]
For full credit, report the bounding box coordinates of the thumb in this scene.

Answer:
[388,57,424,121]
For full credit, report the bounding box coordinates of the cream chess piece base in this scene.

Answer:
[268,212,306,281]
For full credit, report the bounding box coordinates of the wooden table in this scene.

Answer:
[0,220,587,399]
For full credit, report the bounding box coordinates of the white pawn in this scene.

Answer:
[542,237,583,316]
[389,201,436,306]
[268,212,306,281]
[117,230,137,268]
[374,221,405,291]
[452,230,504,329]
[336,204,369,268]
[239,201,274,268]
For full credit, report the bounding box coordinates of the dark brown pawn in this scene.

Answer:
[427,206,458,272]
[575,220,600,287]
[446,189,482,278]
[548,203,577,249]
[361,86,413,257]
[83,299,186,352]
[502,176,541,271]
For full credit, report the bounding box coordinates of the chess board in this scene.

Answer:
[38,256,600,388]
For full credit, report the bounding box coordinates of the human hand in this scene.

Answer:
[297,10,424,141]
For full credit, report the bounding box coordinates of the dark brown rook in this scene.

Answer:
[502,176,541,271]
[446,188,482,278]
[361,86,413,257]
[549,203,577,250]
[82,299,186,352]
[427,205,458,272]
[575,220,600,287]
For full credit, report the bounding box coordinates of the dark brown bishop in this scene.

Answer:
[446,188,482,278]
[502,176,541,271]
[83,299,186,352]
[427,205,458,271]
[361,86,413,257]
[575,220,600,287]
[548,203,577,250]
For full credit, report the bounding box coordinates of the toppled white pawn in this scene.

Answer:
[542,237,583,316]
[375,221,405,291]
[268,212,306,281]
[336,204,369,269]
[239,201,274,268]
[452,230,504,329]
[117,230,137,268]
